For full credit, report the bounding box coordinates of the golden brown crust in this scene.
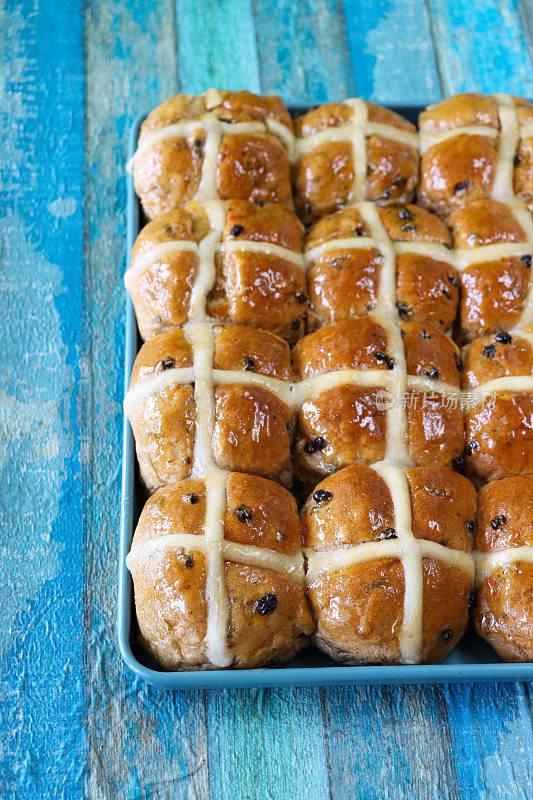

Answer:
[308,558,404,664]
[302,465,475,552]
[449,199,527,247]
[293,320,464,480]
[293,317,390,378]
[462,332,533,389]
[462,332,533,482]
[129,475,313,670]
[226,563,313,668]
[303,466,473,665]
[465,393,533,482]
[475,475,533,551]
[134,91,294,218]
[213,324,292,379]
[293,101,418,222]
[406,468,475,551]
[304,204,458,332]
[224,473,301,553]
[419,135,497,218]
[301,465,395,551]
[128,327,293,491]
[474,563,533,662]
[419,94,500,131]
[420,559,471,663]
[448,199,531,341]
[127,200,306,342]
[473,476,533,661]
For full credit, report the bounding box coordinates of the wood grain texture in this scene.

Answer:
[427,0,533,96]
[341,0,442,103]
[253,0,355,105]
[0,1,85,797]
[1,0,533,798]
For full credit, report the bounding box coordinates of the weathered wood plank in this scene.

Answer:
[427,0,533,96]
[341,0,443,103]
[252,0,355,105]
[0,0,86,796]
[175,0,261,93]
[322,685,464,800]
[444,683,533,800]
[83,3,209,798]
[206,688,330,800]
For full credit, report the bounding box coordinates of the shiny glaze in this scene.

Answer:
[474,563,533,661]
[419,134,497,217]
[304,203,458,332]
[449,199,532,341]
[128,326,294,491]
[307,555,470,665]
[128,475,312,670]
[474,475,533,661]
[293,319,464,479]
[293,101,418,222]
[462,333,533,388]
[134,90,294,218]
[475,475,533,551]
[127,200,306,342]
[459,258,529,339]
[302,465,475,552]
[418,94,533,216]
[465,392,533,481]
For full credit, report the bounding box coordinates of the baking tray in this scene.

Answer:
[118,106,533,689]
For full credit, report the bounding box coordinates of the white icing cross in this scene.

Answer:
[304,461,474,664]
[293,99,419,203]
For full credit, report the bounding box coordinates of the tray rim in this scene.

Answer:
[118,107,533,690]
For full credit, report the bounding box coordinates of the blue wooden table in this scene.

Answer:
[1,1,533,797]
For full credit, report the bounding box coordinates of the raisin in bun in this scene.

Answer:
[302,464,475,664]
[125,199,306,342]
[293,101,418,223]
[127,473,314,670]
[125,325,294,492]
[473,476,533,662]
[130,89,294,218]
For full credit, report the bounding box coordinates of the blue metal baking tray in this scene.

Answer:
[118,107,533,689]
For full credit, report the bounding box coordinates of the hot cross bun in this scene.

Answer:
[418,93,533,217]
[125,325,294,492]
[293,100,418,223]
[462,331,533,482]
[292,317,464,486]
[126,199,306,342]
[302,465,475,664]
[304,202,457,332]
[448,199,533,342]
[127,473,313,670]
[129,90,294,218]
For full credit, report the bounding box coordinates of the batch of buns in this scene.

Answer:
[124,89,533,669]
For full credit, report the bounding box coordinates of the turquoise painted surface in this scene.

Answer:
[0,0,532,797]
